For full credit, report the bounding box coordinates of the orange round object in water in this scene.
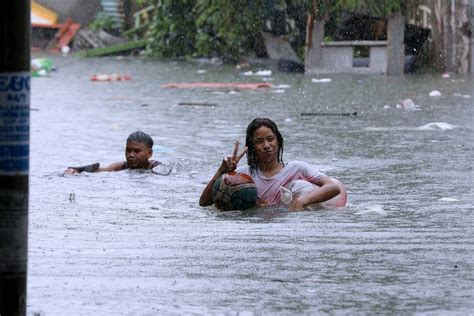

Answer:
[212,172,258,211]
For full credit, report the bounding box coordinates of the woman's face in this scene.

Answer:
[252,126,279,165]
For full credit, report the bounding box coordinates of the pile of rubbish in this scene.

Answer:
[31,58,54,77]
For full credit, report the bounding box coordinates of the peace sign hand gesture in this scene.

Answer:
[218,141,247,175]
[199,141,248,207]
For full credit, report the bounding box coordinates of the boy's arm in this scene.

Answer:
[65,162,126,174]
[97,162,126,172]
[65,162,100,174]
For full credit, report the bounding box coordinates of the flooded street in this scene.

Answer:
[28,55,472,315]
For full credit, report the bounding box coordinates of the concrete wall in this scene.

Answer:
[306,41,388,74]
[36,0,102,26]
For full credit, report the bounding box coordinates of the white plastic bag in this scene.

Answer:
[280,179,347,208]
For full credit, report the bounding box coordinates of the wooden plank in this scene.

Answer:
[56,23,81,49]
[162,82,272,89]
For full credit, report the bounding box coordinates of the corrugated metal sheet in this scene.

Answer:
[100,0,125,28]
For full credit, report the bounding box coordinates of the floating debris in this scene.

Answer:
[241,70,272,76]
[91,74,131,81]
[355,205,387,216]
[178,102,217,107]
[439,197,459,202]
[429,90,442,97]
[415,122,458,131]
[311,78,332,83]
[31,58,54,77]
[301,112,357,116]
[453,93,471,98]
[162,82,272,90]
[396,98,420,110]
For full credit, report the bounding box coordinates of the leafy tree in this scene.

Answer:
[144,0,197,58]
[193,0,262,60]
[334,0,420,17]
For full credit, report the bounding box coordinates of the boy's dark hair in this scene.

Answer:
[245,118,284,175]
[127,131,153,149]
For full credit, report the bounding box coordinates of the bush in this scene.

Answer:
[144,0,197,58]
[89,11,120,35]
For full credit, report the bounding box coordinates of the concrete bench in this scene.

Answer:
[315,40,388,74]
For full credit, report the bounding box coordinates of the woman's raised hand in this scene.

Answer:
[219,141,247,174]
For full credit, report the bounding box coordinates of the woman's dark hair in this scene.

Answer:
[245,118,284,175]
[127,131,153,149]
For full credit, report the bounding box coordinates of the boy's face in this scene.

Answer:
[125,141,152,169]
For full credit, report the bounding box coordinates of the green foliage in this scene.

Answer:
[335,0,409,16]
[142,0,421,59]
[144,0,263,60]
[144,0,197,58]
[135,0,155,6]
[77,40,147,57]
[193,0,262,60]
[88,11,120,33]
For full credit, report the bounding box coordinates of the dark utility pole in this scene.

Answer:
[0,1,30,315]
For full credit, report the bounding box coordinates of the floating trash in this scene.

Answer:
[301,112,357,117]
[241,70,272,76]
[162,82,272,89]
[438,197,459,202]
[91,74,132,81]
[31,58,54,77]
[365,122,458,132]
[429,90,442,97]
[152,164,172,176]
[61,45,70,56]
[415,122,458,131]
[178,102,217,107]
[311,78,332,83]
[196,69,207,74]
[355,205,387,216]
[453,93,471,98]
[441,73,451,78]
[255,70,272,76]
[396,98,420,110]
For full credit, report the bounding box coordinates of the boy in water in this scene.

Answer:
[65,131,170,175]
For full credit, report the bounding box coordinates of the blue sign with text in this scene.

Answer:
[0,72,30,175]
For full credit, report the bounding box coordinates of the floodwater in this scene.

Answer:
[28,55,473,315]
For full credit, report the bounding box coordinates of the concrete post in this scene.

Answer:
[0,1,30,315]
[387,11,405,75]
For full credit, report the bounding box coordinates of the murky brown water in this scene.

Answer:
[28,55,473,315]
